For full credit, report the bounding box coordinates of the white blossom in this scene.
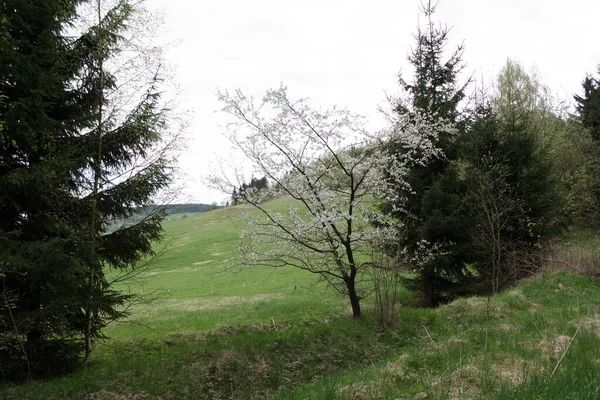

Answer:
[208,85,452,312]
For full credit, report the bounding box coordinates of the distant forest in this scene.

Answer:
[140,203,221,215]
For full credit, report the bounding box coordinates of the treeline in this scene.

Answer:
[230,176,269,205]
[214,1,600,322]
[140,203,220,214]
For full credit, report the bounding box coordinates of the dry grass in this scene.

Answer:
[542,242,600,279]
[160,294,284,312]
[578,316,600,335]
[126,294,286,321]
[192,260,214,266]
[384,359,406,378]
[553,335,573,358]
[86,390,158,400]
[443,295,512,321]
[493,358,529,386]
[506,289,527,300]
[449,365,481,400]
[337,382,381,400]
[530,334,577,360]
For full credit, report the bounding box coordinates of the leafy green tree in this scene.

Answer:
[459,62,567,292]
[384,1,472,306]
[492,60,566,236]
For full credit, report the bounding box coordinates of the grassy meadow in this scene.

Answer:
[2,198,600,399]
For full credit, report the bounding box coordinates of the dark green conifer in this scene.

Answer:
[386,1,471,306]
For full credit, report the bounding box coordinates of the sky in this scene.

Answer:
[144,0,600,204]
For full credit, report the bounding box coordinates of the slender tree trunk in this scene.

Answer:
[84,0,104,363]
[346,277,361,318]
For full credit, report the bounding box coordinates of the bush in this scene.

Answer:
[368,256,403,329]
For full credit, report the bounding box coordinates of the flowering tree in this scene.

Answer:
[211,86,447,318]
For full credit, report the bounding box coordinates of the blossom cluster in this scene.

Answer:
[209,86,455,287]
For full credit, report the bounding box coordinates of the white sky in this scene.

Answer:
[145,0,600,204]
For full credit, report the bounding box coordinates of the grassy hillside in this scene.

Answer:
[2,198,600,399]
[105,198,353,340]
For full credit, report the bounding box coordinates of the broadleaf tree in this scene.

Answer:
[459,61,567,292]
[211,86,449,318]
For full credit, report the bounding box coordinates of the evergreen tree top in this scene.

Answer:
[397,0,470,124]
[574,65,600,141]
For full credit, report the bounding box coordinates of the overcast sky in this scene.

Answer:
[145,0,600,204]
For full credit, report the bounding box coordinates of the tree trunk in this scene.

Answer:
[422,264,436,308]
[84,306,93,362]
[25,328,41,363]
[85,0,104,362]
[346,278,361,318]
[24,289,42,365]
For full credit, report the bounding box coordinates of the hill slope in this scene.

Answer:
[2,198,600,399]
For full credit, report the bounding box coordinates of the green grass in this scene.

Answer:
[2,198,600,399]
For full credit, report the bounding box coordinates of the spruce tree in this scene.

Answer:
[386,1,471,306]
[0,0,175,378]
[73,0,174,361]
[0,0,96,379]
